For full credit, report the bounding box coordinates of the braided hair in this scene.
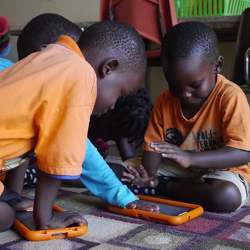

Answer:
[110,88,152,146]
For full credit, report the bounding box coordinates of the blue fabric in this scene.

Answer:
[45,174,80,180]
[0,44,12,57]
[37,168,80,180]
[0,57,13,71]
[80,139,138,207]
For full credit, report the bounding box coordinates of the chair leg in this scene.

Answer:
[233,8,250,85]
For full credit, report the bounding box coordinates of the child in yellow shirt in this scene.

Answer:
[123,22,250,213]
[0,20,147,231]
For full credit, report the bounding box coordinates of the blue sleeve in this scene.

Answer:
[0,58,14,71]
[36,168,80,180]
[80,139,138,207]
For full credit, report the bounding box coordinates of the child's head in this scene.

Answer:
[17,13,81,59]
[78,21,146,114]
[110,88,152,146]
[161,21,223,107]
[91,88,152,146]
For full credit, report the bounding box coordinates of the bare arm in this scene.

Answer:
[190,147,250,169]
[142,151,162,176]
[116,137,136,161]
[33,173,61,228]
[152,142,250,169]
[5,160,30,194]
[34,172,86,229]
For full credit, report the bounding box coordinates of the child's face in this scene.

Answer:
[163,54,217,107]
[93,69,144,116]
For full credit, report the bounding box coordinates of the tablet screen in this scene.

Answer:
[137,200,191,216]
[16,210,78,231]
[16,211,36,230]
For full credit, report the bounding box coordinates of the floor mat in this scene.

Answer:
[1,187,250,250]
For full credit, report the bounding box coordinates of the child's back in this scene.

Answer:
[0,19,147,231]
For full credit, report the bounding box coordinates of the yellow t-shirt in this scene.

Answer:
[0,35,97,195]
[144,74,250,183]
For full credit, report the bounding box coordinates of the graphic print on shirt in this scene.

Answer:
[165,128,223,152]
[164,128,183,146]
[194,129,223,152]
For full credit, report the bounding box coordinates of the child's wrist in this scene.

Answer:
[148,177,159,187]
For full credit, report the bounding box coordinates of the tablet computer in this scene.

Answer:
[14,205,88,241]
[108,195,203,225]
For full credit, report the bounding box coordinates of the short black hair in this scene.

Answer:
[78,21,146,71]
[162,21,219,64]
[110,88,152,146]
[17,13,82,59]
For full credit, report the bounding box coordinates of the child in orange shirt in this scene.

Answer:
[123,22,250,213]
[0,20,147,232]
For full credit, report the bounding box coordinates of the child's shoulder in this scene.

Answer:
[36,43,96,83]
[155,89,174,105]
[217,74,247,101]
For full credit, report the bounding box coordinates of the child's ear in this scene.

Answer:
[98,58,119,78]
[39,44,48,51]
[214,56,224,74]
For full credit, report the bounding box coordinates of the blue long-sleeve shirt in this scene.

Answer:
[80,139,138,207]
[0,58,14,71]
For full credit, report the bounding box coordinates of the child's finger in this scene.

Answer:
[152,144,176,151]
[63,215,87,227]
[122,171,135,180]
[121,177,133,183]
[137,165,148,179]
[161,152,173,158]
[155,147,176,154]
[126,202,137,209]
[126,201,160,211]
[151,141,170,146]
[141,205,160,212]
[126,165,141,178]
[149,204,160,212]
[161,153,178,162]
[151,142,172,147]
[149,179,158,187]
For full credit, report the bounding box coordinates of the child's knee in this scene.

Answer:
[0,201,15,232]
[208,181,241,213]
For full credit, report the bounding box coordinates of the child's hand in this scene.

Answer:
[151,142,192,168]
[41,211,87,229]
[121,165,158,188]
[2,187,34,211]
[126,199,160,211]
[14,197,34,212]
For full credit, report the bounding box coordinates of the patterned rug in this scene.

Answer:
[0,186,250,250]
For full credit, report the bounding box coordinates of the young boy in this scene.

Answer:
[0,19,147,231]
[16,13,151,187]
[123,22,250,213]
[14,14,156,212]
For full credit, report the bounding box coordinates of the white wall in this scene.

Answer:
[0,0,100,61]
[0,1,236,101]
[1,0,100,29]
[147,42,236,101]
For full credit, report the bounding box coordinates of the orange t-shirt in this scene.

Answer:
[144,74,250,183]
[0,35,97,195]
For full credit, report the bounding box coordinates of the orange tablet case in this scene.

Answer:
[108,195,204,225]
[14,205,88,241]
